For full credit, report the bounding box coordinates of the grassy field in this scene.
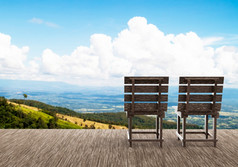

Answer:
[57,113,127,129]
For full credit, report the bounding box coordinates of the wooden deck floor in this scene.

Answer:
[0,129,238,167]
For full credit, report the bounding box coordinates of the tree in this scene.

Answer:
[23,94,27,104]
[36,117,47,129]
[48,118,57,129]
[90,124,95,129]
[23,94,27,99]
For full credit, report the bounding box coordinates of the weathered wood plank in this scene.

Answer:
[179,95,222,102]
[125,76,169,84]
[186,139,217,142]
[125,95,168,102]
[125,86,168,93]
[0,130,238,167]
[124,103,168,111]
[179,86,223,93]
[127,111,165,116]
[180,77,224,84]
[178,103,221,112]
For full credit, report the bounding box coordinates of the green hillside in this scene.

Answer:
[10,99,201,129]
[0,97,82,129]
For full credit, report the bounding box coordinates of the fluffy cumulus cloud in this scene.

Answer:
[0,33,43,81]
[0,33,28,76]
[215,46,238,85]
[1,16,238,86]
[113,17,220,78]
[40,34,133,85]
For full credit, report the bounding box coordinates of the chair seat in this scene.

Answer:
[127,111,165,116]
[175,110,219,118]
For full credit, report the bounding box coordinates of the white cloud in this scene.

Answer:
[0,33,29,74]
[29,18,43,24]
[1,16,238,87]
[0,33,49,81]
[215,46,238,86]
[202,36,223,46]
[29,18,59,28]
[45,22,60,28]
[40,34,132,85]
[207,34,238,46]
[113,17,222,78]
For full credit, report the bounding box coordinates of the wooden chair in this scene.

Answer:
[124,76,169,147]
[175,76,224,147]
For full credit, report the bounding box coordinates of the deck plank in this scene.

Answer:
[0,129,238,167]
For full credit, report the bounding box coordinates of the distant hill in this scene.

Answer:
[0,79,80,92]
[2,79,238,112]
[0,79,123,94]
[9,99,201,129]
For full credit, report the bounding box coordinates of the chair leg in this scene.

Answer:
[182,117,186,147]
[128,117,132,147]
[159,117,163,147]
[156,116,159,139]
[177,115,181,140]
[205,115,209,139]
[213,117,217,147]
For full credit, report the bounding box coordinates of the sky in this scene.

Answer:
[0,0,238,87]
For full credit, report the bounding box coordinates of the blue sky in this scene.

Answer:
[1,0,238,57]
[0,0,238,86]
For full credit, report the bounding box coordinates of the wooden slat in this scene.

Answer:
[178,103,221,112]
[125,76,169,84]
[1,130,238,167]
[124,103,167,112]
[125,95,168,102]
[131,131,157,134]
[125,86,168,93]
[179,95,222,102]
[127,111,165,116]
[212,81,218,113]
[186,139,217,142]
[179,77,224,84]
[132,79,135,114]
[186,80,191,117]
[179,86,223,93]
[179,111,220,116]
[128,139,164,142]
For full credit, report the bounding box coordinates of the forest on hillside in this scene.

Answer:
[0,97,56,128]
[9,99,201,129]
[0,97,81,129]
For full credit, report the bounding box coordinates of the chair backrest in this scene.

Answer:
[124,76,169,117]
[178,76,224,117]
